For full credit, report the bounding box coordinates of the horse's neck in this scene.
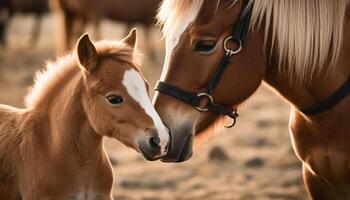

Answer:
[44,72,104,163]
[264,16,350,113]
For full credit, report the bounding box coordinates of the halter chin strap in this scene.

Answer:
[301,79,350,115]
[155,2,252,128]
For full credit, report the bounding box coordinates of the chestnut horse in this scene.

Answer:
[0,29,169,199]
[154,0,350,199]
[51,0,162,55]
[0,0,49,46]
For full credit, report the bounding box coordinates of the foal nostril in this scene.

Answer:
[138,126,170,161]
[149,135,160,149]
[145,128,162,150]
[138,128,166,161]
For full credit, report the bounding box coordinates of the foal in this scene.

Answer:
[0,29,169,199]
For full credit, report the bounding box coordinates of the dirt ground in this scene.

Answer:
[0,15,307,200]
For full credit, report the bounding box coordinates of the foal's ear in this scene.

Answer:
[76,33,98,73]
[122,28,137,48]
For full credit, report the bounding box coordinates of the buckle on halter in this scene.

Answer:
[224,109,239,128]
[223,36,242,56]
[195,93,214,112]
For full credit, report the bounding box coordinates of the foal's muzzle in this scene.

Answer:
[161,125,194,163]
[138,128,169,161]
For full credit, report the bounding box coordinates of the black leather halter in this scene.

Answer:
[301,79,350,115]
[155,2,252,128]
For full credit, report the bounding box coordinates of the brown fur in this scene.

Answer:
[154,0,350,198]
[0,30,159,199]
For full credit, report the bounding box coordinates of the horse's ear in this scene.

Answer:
[76,33,98,73]
[122,28,137,48]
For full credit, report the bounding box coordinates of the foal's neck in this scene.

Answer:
[264,17,350,113]
[45,71,103,163]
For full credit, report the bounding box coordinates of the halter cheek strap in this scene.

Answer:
[155,2,252,128]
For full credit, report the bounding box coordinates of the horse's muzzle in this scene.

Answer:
[138,128,169,161]
[161,125,194,163]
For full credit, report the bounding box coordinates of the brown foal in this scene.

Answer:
[0,29,169,199]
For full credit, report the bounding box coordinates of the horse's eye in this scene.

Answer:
[106,95,124,107]
[194,40,217,52]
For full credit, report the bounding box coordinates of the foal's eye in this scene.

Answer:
[106,95,124,107]
[193,40,217,52]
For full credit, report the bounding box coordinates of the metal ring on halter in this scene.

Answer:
[195,93,214,112]
[224,109,239,128]
[223,36,242,56]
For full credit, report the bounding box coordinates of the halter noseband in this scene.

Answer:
[155,2,252,128]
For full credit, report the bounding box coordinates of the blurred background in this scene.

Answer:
[0,1,306,199]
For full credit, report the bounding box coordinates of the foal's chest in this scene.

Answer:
[66,169,113,200]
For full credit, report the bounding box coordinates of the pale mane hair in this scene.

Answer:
[158,0,349,84]
[25,40,140,108]
[157,0,204,39]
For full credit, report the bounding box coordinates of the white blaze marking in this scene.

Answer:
[160,3,202,80]
[122,69,170,156]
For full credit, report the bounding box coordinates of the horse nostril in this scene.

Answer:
[149,135,160,149]
[146,128,161,146]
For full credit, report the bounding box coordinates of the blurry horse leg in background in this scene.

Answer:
[0,0,48,48]
[144,25,157,61]
[0,12,44,48]
[92,19,101,40]
[0,18,6,47]
[0,8,10,47]
[57,9,74,55]
[72,16,86,42]
[123,23,157,61]
[29,14,43,46]
[53,0,162,57]
[58,14,90,55]
[72,18,102,48]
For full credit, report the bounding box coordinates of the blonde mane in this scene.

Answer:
[158,0,349,84]
[25,40,139,108]
[157,0,204,38]
[250,0,349,84]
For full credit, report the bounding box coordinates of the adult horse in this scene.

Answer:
[153,0,350,198]
[0,29,169,199]
[51,0,162,55]
[0,0,49,46]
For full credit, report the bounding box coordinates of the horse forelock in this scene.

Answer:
[25,40,140,109]
[157,0,203,38]
[157,0,204,80]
